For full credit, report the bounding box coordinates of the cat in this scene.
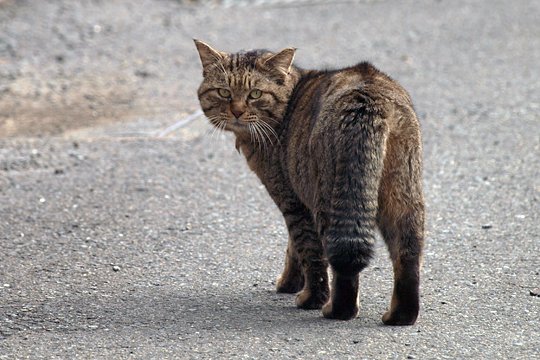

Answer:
[194,39,425,325]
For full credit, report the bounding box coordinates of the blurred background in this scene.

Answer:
[2,0,536,140]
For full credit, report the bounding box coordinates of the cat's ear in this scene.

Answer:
[262,47,296,77]
[194,39,227,70]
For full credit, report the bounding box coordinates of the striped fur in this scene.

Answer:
[195,40,425,325]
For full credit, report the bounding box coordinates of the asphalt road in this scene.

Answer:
[1,0,539,359]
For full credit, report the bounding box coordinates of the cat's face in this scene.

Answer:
[195,40,297,139]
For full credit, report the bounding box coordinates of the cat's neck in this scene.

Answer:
[235,135,271,176]
[234,133,274,162]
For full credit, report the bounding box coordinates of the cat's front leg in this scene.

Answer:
[280,204,329,309]
[276,235,304,293]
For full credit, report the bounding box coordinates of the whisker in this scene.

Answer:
[217,122,226,140]
[219,118,228,136]
[250,122,262,151]
[209,119,222,140]
[255,121,273,149]
[204,116,218,138]
[256,118,281,147]
[258,115,281,125]
[253,121,269,156]
[204,114,231,151]
[208,116,226,139]
[248,122,255,144]
[258,119,279,144]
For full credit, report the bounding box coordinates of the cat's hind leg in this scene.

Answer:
[378,209,424,325]
[377,125,424,326]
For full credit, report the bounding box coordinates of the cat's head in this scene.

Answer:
[194,40,298,139]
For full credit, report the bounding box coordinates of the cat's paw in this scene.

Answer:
[322,301,359,320]
[295,288,328,310]
[381,308,418,326]
[276,274,304,294]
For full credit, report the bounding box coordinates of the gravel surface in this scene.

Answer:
[1,0,539,359]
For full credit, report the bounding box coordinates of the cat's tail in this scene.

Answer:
[323,94,389,277]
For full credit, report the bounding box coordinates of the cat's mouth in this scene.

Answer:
[208,117,248,133]
[210,117,277,143]
[223,119,254,132]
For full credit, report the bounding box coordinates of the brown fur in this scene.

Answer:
[195,40,425,325]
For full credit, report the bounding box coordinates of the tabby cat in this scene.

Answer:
[194,40,424,325]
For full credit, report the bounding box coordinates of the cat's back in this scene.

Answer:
[286,62,416,141]
[315,62,413,116]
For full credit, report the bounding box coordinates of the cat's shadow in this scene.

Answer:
[13,285,385,337]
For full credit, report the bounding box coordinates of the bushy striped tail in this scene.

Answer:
[324,99,388,276]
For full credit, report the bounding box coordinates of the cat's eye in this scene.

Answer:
[217,88,231,98]
[249,89,262,99]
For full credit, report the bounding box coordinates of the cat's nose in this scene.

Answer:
[230,101,246,119]
[231,108,245,119]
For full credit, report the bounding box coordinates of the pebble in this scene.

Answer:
[112,265,120,272]
[530,288,540,297]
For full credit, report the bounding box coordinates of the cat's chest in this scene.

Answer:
[237,141,268,176]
